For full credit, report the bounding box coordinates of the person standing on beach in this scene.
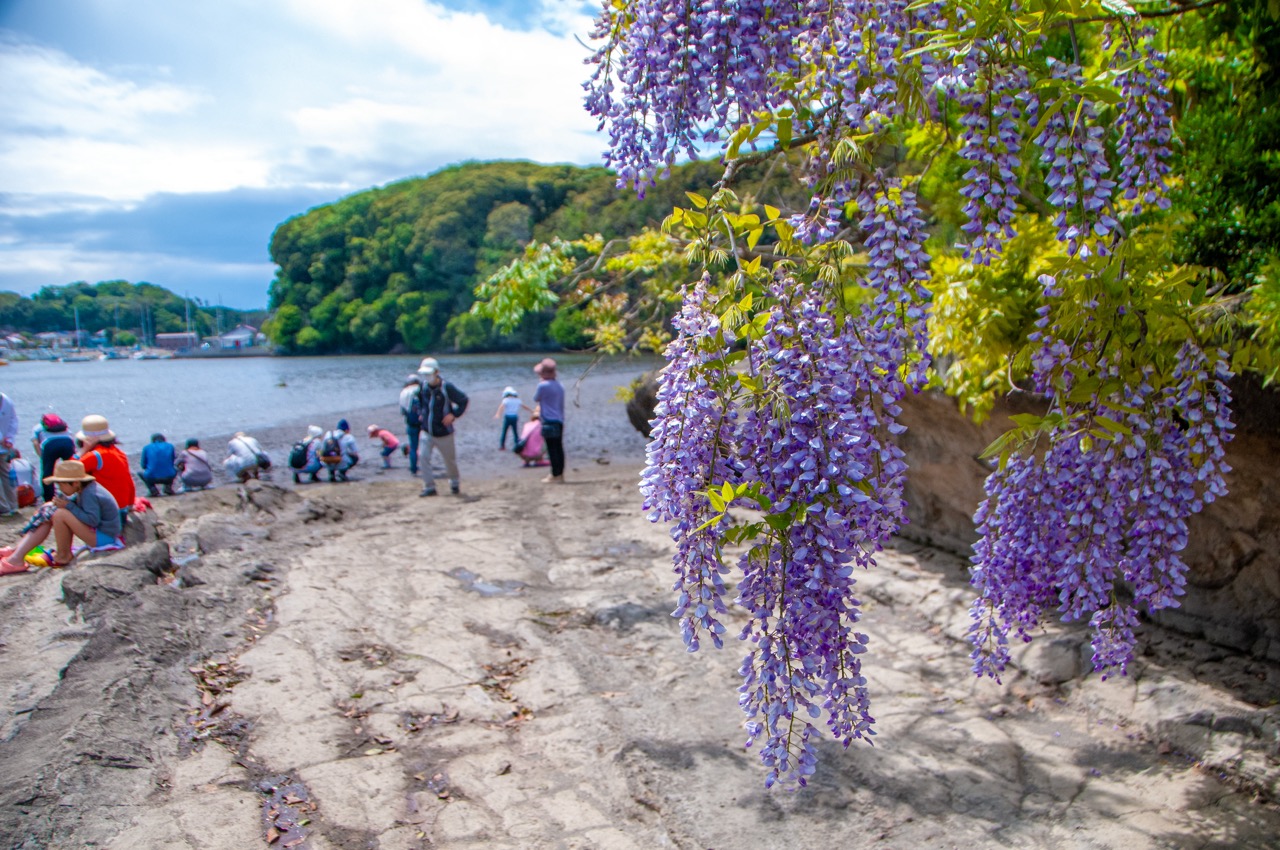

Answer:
[0,392,19,516]
[399,374,422,476]
[416,358,468,497]
[492,387,530,450]
[532,358,566,484]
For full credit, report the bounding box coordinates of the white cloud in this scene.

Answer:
[0,1,606,208]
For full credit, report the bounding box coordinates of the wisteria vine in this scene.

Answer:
[594,1,1236,784]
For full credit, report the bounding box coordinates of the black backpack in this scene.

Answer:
[289,439,311,470]
[319,434,343,464]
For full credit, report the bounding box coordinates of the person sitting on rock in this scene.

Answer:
[176,438,213,491]
[36,414,76,503]
[76,415,135,525]
[0,459,121,575]
[139,433,177,497]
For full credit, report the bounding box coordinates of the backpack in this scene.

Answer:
[289,439,311,470]
[406,391,423,429]
[319,434,343,464]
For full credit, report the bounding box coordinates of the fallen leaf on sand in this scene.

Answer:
[266,826,280,844]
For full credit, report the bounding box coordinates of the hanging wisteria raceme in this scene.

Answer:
[732,280,911,787]
[1110,28,1174,216]
[970,336,1233,678]
[585,0,810,191]
[857,175,933,390]
[1036,59,1118,257]
[956,57,1033,264]
[640,276,737,652]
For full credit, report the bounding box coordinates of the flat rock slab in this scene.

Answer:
[0,470,1277,849]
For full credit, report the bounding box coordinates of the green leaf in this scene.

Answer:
[778,117,792,149]
[686,192,708,209]
[1093,415,1133,436]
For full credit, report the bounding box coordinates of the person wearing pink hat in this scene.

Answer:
[532,358,566,483]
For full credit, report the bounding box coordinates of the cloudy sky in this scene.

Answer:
[0,0,606,309]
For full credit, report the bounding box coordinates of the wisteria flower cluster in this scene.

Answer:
[595,0,1237,786]
[970,337,1233,679]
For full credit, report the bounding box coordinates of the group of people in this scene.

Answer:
[394,355,567,497]
[0,353,569,574]
[0,389,262,576]
[0,409,137,575]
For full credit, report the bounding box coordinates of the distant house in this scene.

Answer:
[35,331,79,348]
[209,324,260,350]
[3,334,25,348]
[156,332,199,351]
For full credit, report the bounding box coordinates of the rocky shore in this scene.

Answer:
[0,466,1277,849]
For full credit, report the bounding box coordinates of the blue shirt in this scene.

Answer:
[141,441,177,479]
[533,379,564,422]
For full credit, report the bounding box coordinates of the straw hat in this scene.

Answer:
[76,414,115,443]
[43,459,95,484]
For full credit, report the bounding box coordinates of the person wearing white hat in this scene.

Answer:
[413,360,469,497]
[398,373,423,475]
[492,386,532,450]
[291,425,325,484]
[76,414,136,513]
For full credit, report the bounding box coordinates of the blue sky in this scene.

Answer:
[0,0,605,309]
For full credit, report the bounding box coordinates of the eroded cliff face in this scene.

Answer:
[630,370,1280,661]
[896,388,1280,663]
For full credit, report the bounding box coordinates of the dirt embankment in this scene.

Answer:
[0,469,1277,849]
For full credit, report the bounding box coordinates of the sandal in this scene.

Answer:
[0,559,30,576]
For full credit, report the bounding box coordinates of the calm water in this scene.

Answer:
[0,353,657,449]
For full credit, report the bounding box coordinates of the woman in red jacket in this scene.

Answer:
[76,415,136,514]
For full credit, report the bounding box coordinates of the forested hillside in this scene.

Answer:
[0,281,264,345]
[264,159,731,354]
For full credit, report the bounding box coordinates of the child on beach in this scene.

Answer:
[366,425,400,469]
[492,387,531,450]
[0,459,121,575]
[514,410,547,467]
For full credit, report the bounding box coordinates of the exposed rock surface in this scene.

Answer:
[0,473,1276,849]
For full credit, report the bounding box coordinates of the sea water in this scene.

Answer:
[0,353,656,450]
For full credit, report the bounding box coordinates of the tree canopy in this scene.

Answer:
[263,159,735,354]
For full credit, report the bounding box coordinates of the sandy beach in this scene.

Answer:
[1,378,1278,849]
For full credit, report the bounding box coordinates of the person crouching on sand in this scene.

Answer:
[225,432,271,484]
[0,460,121,575]
[176,438,213,490]
[367,424,399,469]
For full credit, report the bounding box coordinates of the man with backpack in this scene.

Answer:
[415,358,468,497]
[290,425,324,484]
[399,374,422,476]
[319,419,359,482]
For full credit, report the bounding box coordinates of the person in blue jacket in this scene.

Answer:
[139,433,177,497]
